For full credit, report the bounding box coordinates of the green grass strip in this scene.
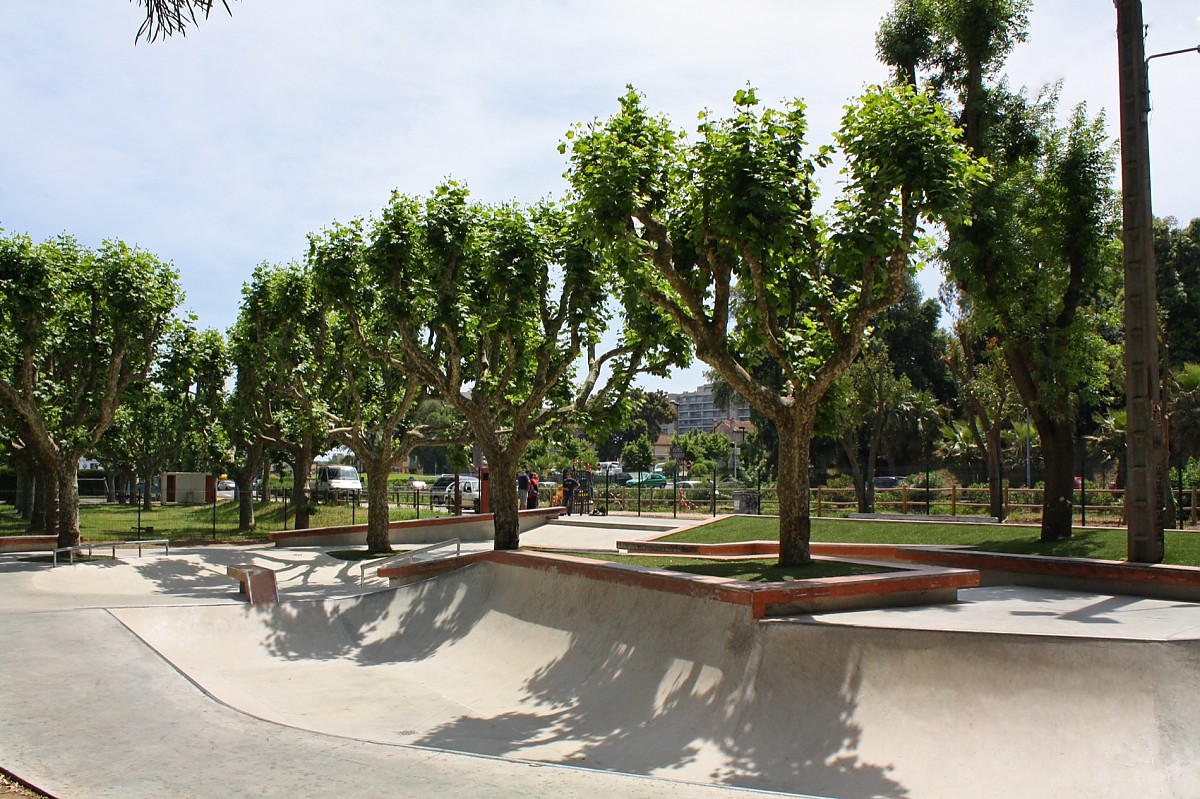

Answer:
[661,517,1200,566]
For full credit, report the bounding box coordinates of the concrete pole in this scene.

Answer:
[1114,0,1165,562]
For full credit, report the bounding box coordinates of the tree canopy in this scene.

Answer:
[565,84,983,564]
[309,181,687,549]
[0,231,182,544]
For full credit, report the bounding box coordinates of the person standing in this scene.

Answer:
[516,468,530,509]
[562,471,579,515]
[527,472,540,509]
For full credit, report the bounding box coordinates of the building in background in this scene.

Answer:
[666,384,751,435]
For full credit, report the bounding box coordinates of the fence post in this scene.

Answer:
[951,485,957,517]
[901,486,908,514]
[816,486,822,518]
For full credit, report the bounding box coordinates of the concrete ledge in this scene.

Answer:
[379,548,979,618]
[876,546,1200,603]
[268,507,560,548]
[0,535,58,553]
[226,565,279,604]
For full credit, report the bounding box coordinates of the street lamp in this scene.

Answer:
[1113,0,1197,563]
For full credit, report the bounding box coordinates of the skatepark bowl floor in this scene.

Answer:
[1,513,1199,799]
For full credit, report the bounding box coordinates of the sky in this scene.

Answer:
[3,1,1199,394]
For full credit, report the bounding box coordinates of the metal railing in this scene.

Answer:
[358,538,461,586]
[52,539,170,566]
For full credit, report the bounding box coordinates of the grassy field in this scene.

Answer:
[661,516,1200,566]
[0,499,425,545]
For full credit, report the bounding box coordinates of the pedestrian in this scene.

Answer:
[527,472,539,509]
[562,471,578,515]
[517,468,530,509]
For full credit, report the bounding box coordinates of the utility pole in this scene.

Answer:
[1114,0,1165,562]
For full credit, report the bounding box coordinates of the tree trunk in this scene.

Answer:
[488,455,522,551]
[291,464,311,530]
[1040,421,1076,540]
[985,425,1006,521]
[839,437,866,512]
[229,442,263,531]
[14,459,33,521]
[364,457,394,554]
[36,461,60,538]
[777,411,814,567]
[56,457,81,548]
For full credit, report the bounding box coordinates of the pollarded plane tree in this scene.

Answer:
[0,232,182,546]
[310,183,688,550]
[565,86,983,565]
[230,262,331,531]
[314,308,471,554]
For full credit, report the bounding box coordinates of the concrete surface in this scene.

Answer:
[1,515,1198,799]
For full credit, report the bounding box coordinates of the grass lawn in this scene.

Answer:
[554,551,889,582]
[0,500,423,545]
[661,516,1200,567]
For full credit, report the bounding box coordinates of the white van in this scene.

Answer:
[430,474,481,508]
[597,461,623,474]
[314,464,363,500]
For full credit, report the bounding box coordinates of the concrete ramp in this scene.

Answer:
[113,561,1200,799]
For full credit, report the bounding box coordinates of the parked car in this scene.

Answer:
[626,472,668,488]
[873,475,906,489]
[610,472,635,486]
[430,474,481,508]
[314,464,363,500]
[217,479,236,492]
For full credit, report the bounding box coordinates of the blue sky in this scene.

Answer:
[3,1,1198,393]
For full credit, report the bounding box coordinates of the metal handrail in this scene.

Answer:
[359,538,461,586]
[52,539,170,567]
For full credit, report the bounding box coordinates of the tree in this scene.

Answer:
[837,343,918,512]
[621,435,654,473]
[98,322,230,511]
[878,273,955,404]
[309,308,459,554]
[878,0,1124,539]
[1156,218,1200,366]
[945,321,1022,519]
[593,388,676,462]
[230,262,330,530]
[310,183,686,550]
[565,85,982,565]
[0,232,182,545]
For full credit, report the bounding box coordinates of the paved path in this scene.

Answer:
[1,515,1198,798]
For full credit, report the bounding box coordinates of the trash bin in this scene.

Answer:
[733,490,759,514]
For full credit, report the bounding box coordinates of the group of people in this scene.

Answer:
[516,469,540,509]
[515,468,584,513]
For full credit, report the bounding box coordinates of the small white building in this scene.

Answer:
[160,472,214,505]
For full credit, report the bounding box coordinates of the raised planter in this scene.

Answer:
[0,535,58,554]
[380,548,980,618]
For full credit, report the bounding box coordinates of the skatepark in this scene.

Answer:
[2,514,1199,798]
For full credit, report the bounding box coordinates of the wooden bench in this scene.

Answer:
[226,565,278,604]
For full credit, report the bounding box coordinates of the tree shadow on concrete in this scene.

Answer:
[402,566,908,798]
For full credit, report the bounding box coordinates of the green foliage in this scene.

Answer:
[566,83,982,562]
[621,434,653,472]
[1156,217,1200,364]
[0,230,183,537]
